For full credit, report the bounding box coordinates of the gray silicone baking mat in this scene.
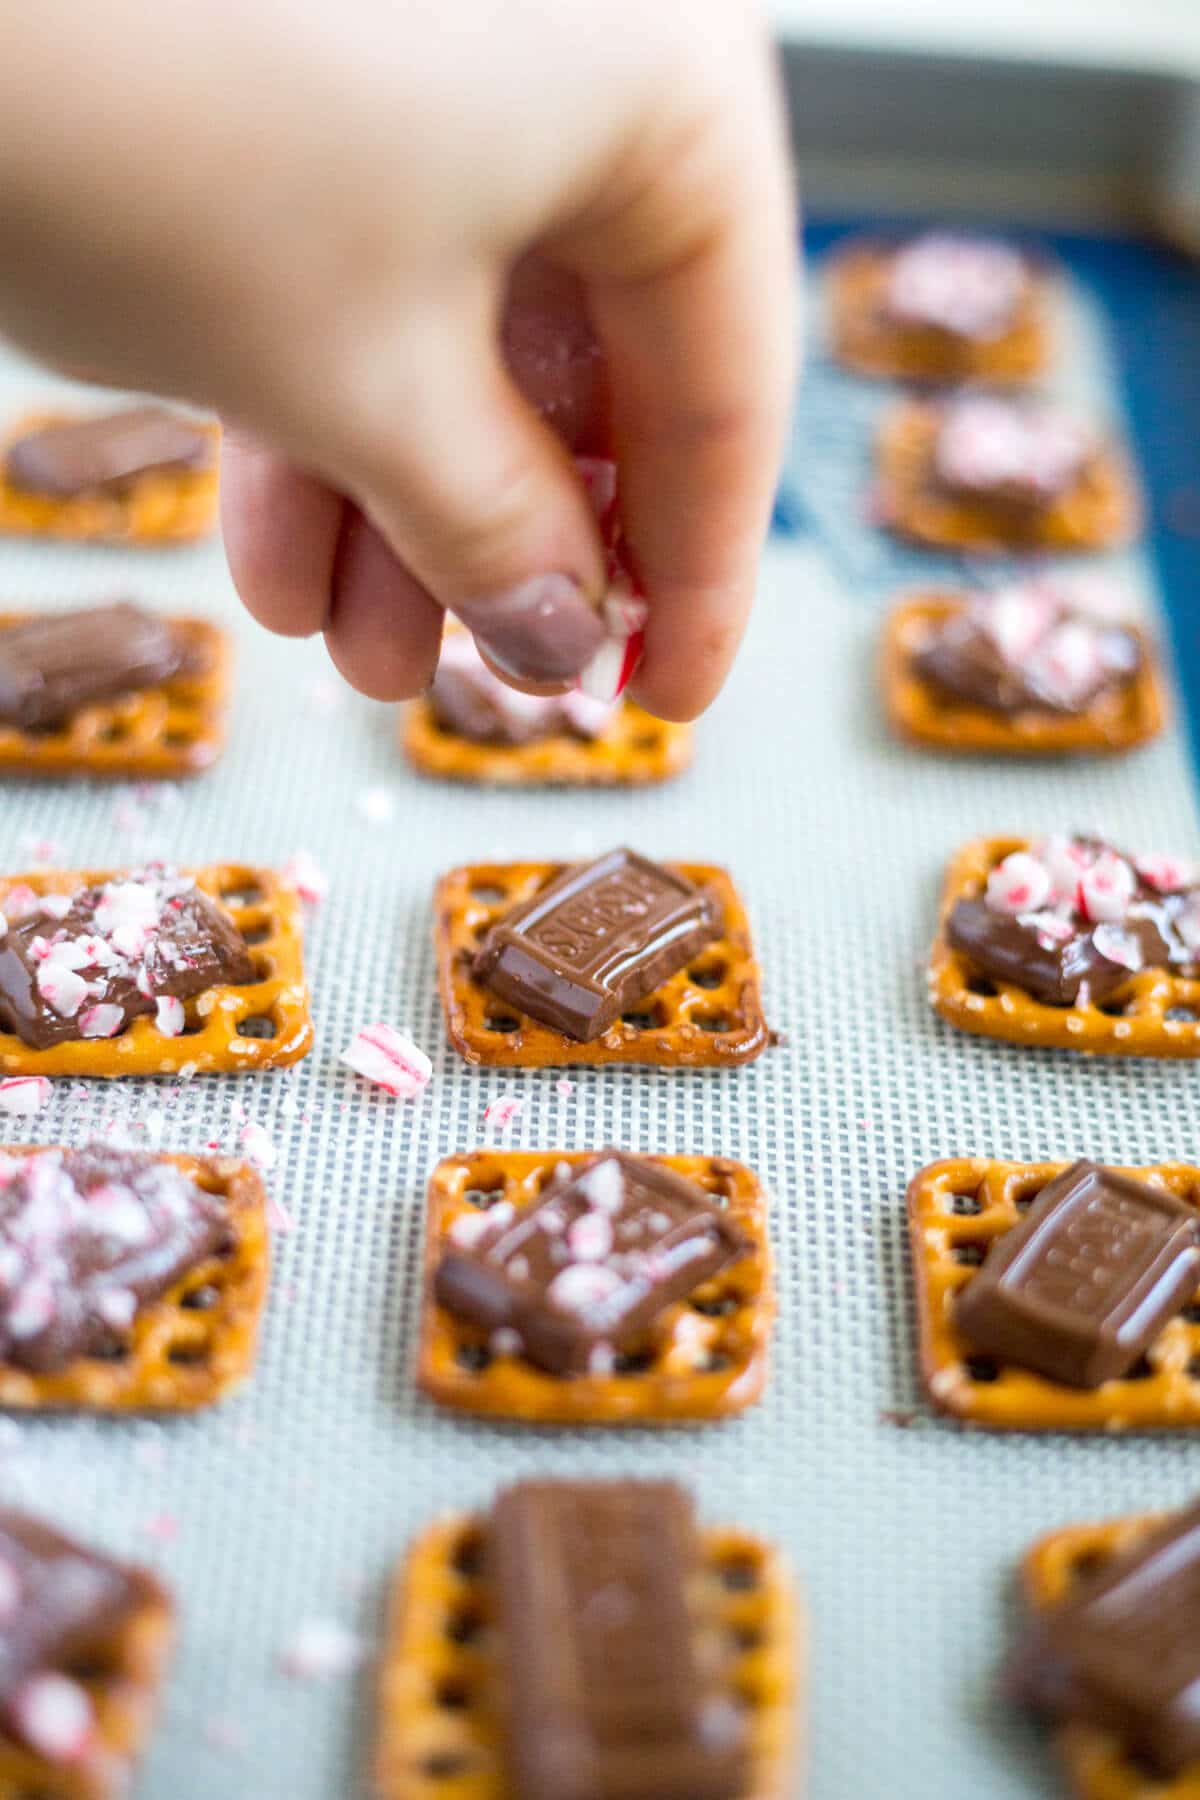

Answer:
[0,250,1196,1800]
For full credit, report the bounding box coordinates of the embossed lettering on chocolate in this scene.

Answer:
[491,1480,747,1800]
[955,1159,1200,1386]
[472,847,721,1040]
[1011,1496,1200,1775]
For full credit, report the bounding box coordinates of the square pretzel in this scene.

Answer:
[417,1150,773,1424]
[374,1510,798,1800]
[827,239,1049,385]
[0,412,219,546]
[401,697,693,787]
[0,1550,173,1800]
[0,1146,268,1412]
[1020,1512,1193,1800]
[882,597,1167,757]
[908,1157,1200,1430]
[435,860,768,1068]
[928,836,1200,1057]
[0,864,313,1078]
[875,399,1141,554]
[0,614,232,781]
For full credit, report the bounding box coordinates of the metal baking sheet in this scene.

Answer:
[0,218,1198,1800]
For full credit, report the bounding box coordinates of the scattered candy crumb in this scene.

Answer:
[280,850,328,906]
[554,1079,575,1097]
[482,1094,523,1130]
[354,786,394,824]
[340,1025,431,1098]
[142,1511,180,1543]
[278,1619,363,1680]
[267,1194,295,1235]
[0,1077,51,1117]
[240,1122,278,1172]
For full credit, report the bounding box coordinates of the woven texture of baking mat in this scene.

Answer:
[0,257,1196,1800]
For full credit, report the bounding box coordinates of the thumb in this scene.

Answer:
[341,280,608,688]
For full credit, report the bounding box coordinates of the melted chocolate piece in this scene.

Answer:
[0,603,183,731]
[1010,1497,1200,1775]
[915,605,1140,716]
[430,661,560,746]
[0,1511,147,1755]
[491,1481,747,1800]
[6,406,211,499]
[955,1160,1200,1387]
[473,848,721,1042]
[931,397,1092,513]
[0,1146,229,1372]
[945,898,1171,1005]
[0,869,255,1050]
[435,1151,749,1376]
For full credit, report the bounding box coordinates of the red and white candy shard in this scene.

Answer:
[10,1673,95,1763]
[280,850,328,906]
[574,457,648,703]
[1024,620,1108,707]
[79,1003,124,1040]
[1092,923,1144,972]
[934,396,1092,500]
[976,582,1059,665]
[885,233,1027,340]
[1038,836,1094,905]
[482,1095,523,1130]
[0,1077,51,1117]
[239,1122,277,1172]
[339,1025,431,1098]
[1137,854,1200,894]
[155,996,184,1037]
[278,1619,363,1681]
[1078,852,1136,923]
[985,852,1053,916]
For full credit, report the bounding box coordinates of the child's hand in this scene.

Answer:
[0,0,795,718]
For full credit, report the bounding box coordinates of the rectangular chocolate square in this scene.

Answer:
[472,847,720,1041]
[433,1150,750,1376]
[6,406,211,499]
[1012,1498,1200,1775]
[0,603,182,731]
[491,1481,746,1800]
[955,1159,1200,1387]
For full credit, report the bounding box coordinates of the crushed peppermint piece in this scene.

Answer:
[574,456,648,702]
[278,1619,363,1680]
[239,1123,277,1171]
[482,1094,523,1130]
[0,1078,51,1117]
[266,1194,294,1235]
[546,1262,624,1313]
[142,1510,180,1543]
[885,233,1027,339]
[1078,852,1136,923]
[489,1326,523,1357]
[354,787,394,824]
[17,836,62,868]
[554,1079,575,1097]
[10,1673,95,1763]
[280,850,328,906]
[1136,854,1199,894]
[1092,924,1144,972]
[566,1212,614,1262]
[79,1003,125,1039]
[339,1026,431,1098]
[154,995,184,1036]
[985,852,1052,916]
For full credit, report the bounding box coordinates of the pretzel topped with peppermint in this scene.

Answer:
[930,836,1200,1056]
[884,233,1031,342]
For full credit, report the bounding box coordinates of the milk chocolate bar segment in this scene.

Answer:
[473,848,721,1041]
[0,603,182,730]
[6,406,212,499]
[1011,1496,1200,1775]
[491,1481,746,1800]
[434,1151,750,1375]
[955,1159,1200,1386]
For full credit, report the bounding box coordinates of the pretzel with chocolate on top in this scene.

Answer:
[828,233,1049,384]
[1016,1507,1200,1799]
[0,607,231,780]
[0,1145,268,1412]
[435,850,769,1069]
[0,408,219,545]
[0,864,313,1078]
[882,592,1166,757]
[908,1156,1200,1431]
[0,1511,173,1800]
[374,1493,798,1800]
[418,1149,773,1424]
[875,394,1140,554]
[929,835,1200,1057]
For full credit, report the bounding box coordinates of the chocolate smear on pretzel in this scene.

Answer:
[489,1480,748,1800]
[473,847,721,1041]
[435,1150,750,1376]
[0,1145,230,1373]
[0,603,185,731]
[0,866,254,1049]
[945,836,1200,1006]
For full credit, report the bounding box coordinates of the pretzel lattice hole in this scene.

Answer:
[236,1015,278,1040]
[964,1355,1001,1384]
[689,959,727,990]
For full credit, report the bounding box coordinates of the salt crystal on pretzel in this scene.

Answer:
[340,1025,431,1098]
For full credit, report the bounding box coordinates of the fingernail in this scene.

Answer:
[453,574,605,684]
